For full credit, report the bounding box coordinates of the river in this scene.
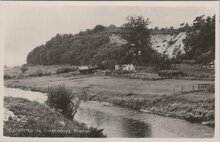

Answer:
[4,87,214,138]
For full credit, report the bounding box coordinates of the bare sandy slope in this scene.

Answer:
[151,32,186,58]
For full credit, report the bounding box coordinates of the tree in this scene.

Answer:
[93,25,106,33]
[183,15,215,64]
[120,16,153,66]
[154,26,159,31]
[21,64,28,73]
[155,51,172,70]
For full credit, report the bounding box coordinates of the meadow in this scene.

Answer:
[4,65,215,126]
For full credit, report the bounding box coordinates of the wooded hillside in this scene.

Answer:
[26,15,215,67]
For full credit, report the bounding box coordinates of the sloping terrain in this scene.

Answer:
[151,32,186,58]
[26,26,186,66]
[111,32,186,59]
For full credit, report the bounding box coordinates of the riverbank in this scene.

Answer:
[4,74,215,127]
[4,96,106,137]
[88,90,214,127]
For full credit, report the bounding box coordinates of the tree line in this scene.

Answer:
[182,15,215,64]
[26,15,215,69]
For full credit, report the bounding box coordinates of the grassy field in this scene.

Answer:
[4,74,213,96]
[4,96,105,137]
[4,66,215,126]
[175,63,215,79]
[4,65,77,79]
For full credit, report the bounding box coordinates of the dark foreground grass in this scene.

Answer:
[4,97,106,137]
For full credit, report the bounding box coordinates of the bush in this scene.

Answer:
[21,65,28,73]
[46,85,86,119]
[4,75,11,80]
[207,84,215,93]
[158,70,183,78]
[56,67,76,74]
[46,85,72,116]
[29,69,51,77]
[35,69,43,76]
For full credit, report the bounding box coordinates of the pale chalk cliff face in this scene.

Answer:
[110,32,186,59]
[151,32,186,58]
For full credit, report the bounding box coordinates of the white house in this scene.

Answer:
[115,64,136,71]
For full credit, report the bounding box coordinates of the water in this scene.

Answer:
[4,87,214,138]
[4,87,47,104]
[75,101,214,138]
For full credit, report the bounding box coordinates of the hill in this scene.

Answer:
[27,25,123,68]
[26,15,215,67]
[26,26,185,67]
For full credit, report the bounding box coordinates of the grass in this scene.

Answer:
[4,65,77,79]
[46,84,87,119]
[46,85,73,116]
[56,66,77,74]
[175,63,214,79]
[4,64,214,80]
[4,69,215,127]
[112,72,161,80]
[146,92,214,124]
[4,96,106,137]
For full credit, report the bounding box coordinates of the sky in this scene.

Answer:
[2,4,216,66]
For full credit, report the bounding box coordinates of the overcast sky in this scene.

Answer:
[3,4,216,66]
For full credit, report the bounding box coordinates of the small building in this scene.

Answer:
[115,64,136,72]
[78,66,97,74]
[115,65,121,70]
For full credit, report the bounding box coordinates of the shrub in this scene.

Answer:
[56,67,76,74]
[158,70,183,78]
[46,85,86,119]
[35,69,43,76]
[29,69,51,77]
[46,85,72,115]
[4,75,11,80]
[44,72,51,76]
[207,84,215,93]
[21,65,28,73]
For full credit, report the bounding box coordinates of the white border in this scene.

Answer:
[0,1,218,7]
[0,1,219,142]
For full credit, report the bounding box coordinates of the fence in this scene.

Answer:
[198,84,210,90]
[173,83,210,95]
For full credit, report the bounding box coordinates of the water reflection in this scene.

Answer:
[120,118,151,137]
[75,102,151,137]
[75,101,214,138]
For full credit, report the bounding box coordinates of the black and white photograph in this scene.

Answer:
[0,1,219,140]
